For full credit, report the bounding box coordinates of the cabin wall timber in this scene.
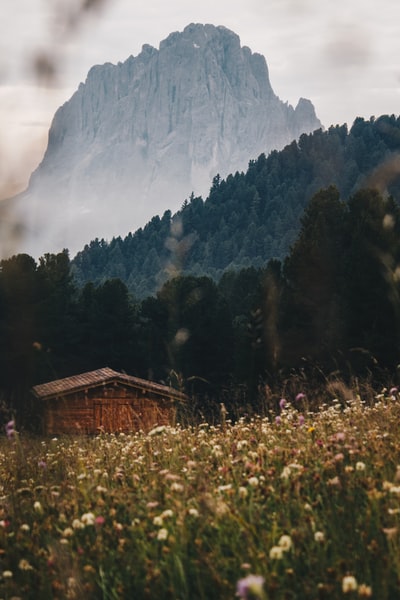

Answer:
[32,368,184,435]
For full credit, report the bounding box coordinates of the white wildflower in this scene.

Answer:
[81,512,95,526]
[170,482,184,493]
[157,528,168,541]
[248,477,259,487]
[342,575,358,593]
[239,486,248,499]
[269,545,284,560]
[18,559,33,571]
[278,534,293,552]
[2,570,13,578]
[72,519,84,530]
[314,531,325,543]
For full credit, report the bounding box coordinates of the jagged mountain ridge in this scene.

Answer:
[8,23,321,258]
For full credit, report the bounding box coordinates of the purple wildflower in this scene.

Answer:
[275,416,281,425]
[279,398,286,410]
[295,393,306,402]
[298,414,305,426]
[5,420,15,439]
[38,460,47,469]
[236,574,265,600]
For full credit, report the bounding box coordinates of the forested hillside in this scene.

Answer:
[3,184,400,424]
[72,115,400,298]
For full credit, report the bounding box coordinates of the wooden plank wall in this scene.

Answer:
[43,385,176,435]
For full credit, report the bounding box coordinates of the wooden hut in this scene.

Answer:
[32,367,187,435]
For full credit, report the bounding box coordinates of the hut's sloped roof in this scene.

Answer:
[32,367,187,401]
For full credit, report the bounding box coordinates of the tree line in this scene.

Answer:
[1,186,400,426]
[71,114,400,299]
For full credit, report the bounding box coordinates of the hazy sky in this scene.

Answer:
[1,0,400,194]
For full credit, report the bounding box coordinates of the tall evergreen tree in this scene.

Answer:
[345,189,400,367]
[282,186,348,366]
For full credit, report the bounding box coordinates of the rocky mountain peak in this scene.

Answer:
[7,24,322,258]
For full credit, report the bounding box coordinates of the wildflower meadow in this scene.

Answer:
[1,389,400,598]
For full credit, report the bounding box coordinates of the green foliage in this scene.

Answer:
[140,275,234,395]
[282,186,349,363]
[281,186,400,371]
[71,115,400,299]
[74,279,139,373]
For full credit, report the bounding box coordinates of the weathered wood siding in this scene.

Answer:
[43,382,176,435]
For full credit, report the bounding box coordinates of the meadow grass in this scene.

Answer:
[1,389,400,599]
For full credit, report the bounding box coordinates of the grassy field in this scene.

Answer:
[1,388,400,599]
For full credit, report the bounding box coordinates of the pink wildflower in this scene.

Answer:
[5,420,15,439]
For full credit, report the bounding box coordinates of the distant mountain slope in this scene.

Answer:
[71,115,400,298]
[6,23,321,259]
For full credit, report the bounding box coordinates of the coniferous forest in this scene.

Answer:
[72,115,400,298]
[2,115,400,426]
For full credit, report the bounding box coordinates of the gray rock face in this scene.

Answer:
[9,23,321,258]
